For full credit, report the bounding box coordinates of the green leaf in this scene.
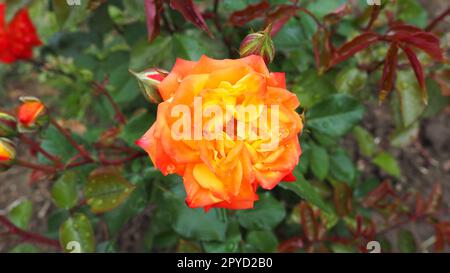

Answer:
[119,109,155,146]
[352,126,376,157]
[279,174,331,213]
[9,244,39,253]
[104,184,149,236]
[172,206,228,242]
[177,240,202,253]
[84,168,135,213]
[51,0,70,27]
[96,241,117,253]
[244,230,278,253]
[306,94,365,137]
[5,0,31,21]
[39,125,79,162]
[202,221,242,253]
[130,36,175,70]
[310,143,329,180]
[8,200,33,230]
[423,78,450,118]
[396,0,428,28]
[51,171,79,210]
[330,243,357,253]
[397,230,417,253]
[394,71,426,128]
[51,0,89,29]
[390,122,419,148]
[306,0,347,18]
[292,70,336,108]
[335,67,367,94]
[354,178,380,199]
[297,141,311,174]
[46,209,71,239]
[173,30,227,61]
[373,152,401,178]
[236,193,285,230]
[329,149,356,186]
[59,213,95,253]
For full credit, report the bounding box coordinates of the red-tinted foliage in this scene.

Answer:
[229,0,271,27]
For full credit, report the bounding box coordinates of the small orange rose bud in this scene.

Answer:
[0,138,16,172]
[239,24,275,64]
[130,68,168,104]
[0,112,17,137]
[17,96,47,132]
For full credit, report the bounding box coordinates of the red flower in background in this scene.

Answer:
[0,3,42,64]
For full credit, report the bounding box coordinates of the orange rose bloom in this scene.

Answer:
[137,55,303,210]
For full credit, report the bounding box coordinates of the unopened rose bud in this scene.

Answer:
[130,68,168,104]
[0,112,17,137]
[17,96,47,133]
[239,24,275,64]
[0,138,16,172]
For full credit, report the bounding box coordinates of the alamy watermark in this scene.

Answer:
[66,0,81,6]
[367,0,381,5]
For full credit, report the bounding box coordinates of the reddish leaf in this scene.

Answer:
[355,215,363,236]
[425,182,442,214]
[434,222,450,252]
[333,182,353,217]
[389,23,423,33]
[403,32,443,62]
[265,4,298,36]
[330,32,380,67]
[361,219,376,239]
[387,26,444,62]
[324,4,351,25]
[362,180,394,208]
[414,193,426,218]
[169,0,211,36]
[379,42,399,102]
[432,69,450,96]
[312,28,333,71]
[145,0,164,42]
[278,237,304,253]
[364,4,381,30]
[299,202,318,242]
[229,0,270,27]
[400,45,427,102]
[28,169,50,186]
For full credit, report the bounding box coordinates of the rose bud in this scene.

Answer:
[0,112,17,137]
[0,137,16,172]
[239,24,275,64]
[17,96,47,132]
[129,68,168,103]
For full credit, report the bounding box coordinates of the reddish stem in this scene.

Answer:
[98,152,147,166]
[92,80,126,124]
[66,159,93,169]
[15,159,57,173]
[425,7,450,32]
[49,117,93,162]
[65,152,146,170]
[297,7,323,28]
[364,5,381,31]
[0,215,60,249]
[19,134,63,167]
